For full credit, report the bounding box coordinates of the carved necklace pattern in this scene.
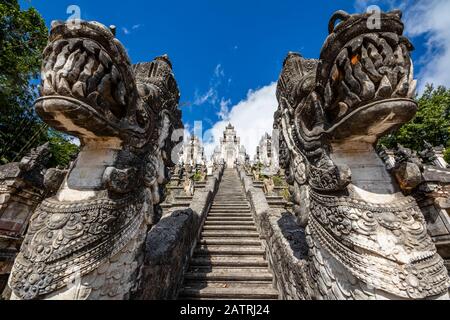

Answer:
[9,191,145,299]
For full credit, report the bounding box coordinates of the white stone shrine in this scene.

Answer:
[212,123,247,168]
[180,136,206,166]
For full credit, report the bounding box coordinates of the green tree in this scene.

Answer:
[0,0,78,166]
[380,85,450,162]
[47,130,79,168]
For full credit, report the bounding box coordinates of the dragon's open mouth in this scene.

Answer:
[41,37,128,119]
[296,10,418,142]
[328,97,417,141]
[36,21,139,140]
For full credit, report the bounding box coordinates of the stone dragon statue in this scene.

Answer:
[8,20,183,300]
[275,10,450,299]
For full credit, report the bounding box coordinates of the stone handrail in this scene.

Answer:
[236,166,310,300]
[134,165,224,300]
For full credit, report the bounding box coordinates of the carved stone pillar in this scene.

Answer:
[275,10,449,299]
[7,21,183,300]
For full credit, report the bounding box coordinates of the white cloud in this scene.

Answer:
[203,83,278,159]
[193,87,217,105]
[217,98,231,120]
[403,1,450,90]
[122,24,143,36]
[214,64,225,78]
[71,137,81,146]
[193,63,225,106]
[354,0,450,91]
[354,0,406,12]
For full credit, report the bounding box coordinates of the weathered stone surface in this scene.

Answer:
[378,144,450,276]
[237,167,308,299]
[0,143,60,297]
[272,9,449,299]
[137,209,196,300]
[134,165,223,300]
[8,20,183,300]
[178,168,278,300]
[3,9,448,301]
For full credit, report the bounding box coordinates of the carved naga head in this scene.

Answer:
[36,21,182,151]
[276,10,417,192]
[276,11,450,299]
[319,10,417,141]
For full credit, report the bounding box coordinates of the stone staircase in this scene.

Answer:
[252,180,291,209]
[161,180,208,212]
[179,169,279,300]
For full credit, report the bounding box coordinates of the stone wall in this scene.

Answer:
[377,145,450,275]
[0,144,58,298]
[134,166,223,300]
[237,167,310,300]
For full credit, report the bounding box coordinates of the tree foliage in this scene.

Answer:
[0,0,79,167]
[380,85,450,163]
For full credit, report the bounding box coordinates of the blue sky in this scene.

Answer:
[19,0,450,157]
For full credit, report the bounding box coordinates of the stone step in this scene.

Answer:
[268,203,286,208]
[190,256,268,267]
[171,202,191,207]
[268,201,287,205]
[214,193,245,196]
[180,170,278,301]
[214,192,245,194]
[209,209,251,213]
[215,192,244,193]
[201,236,261,243]
[210,204,249,208]
[215,193,245,195]
[195,246,265,256]
[206,217,253,221]
[210,209,249,212]
[211,203,248,206]
[202,225,257,231]
[199,239,262,246]
[167,186,184,190]
[204,221,254,226]
[266,195,284,198]
[179,283,278,300]
[188,266,270,274]
[201,230,259,238]
[213,196,247,198]
[175,196,194,200]
[209,208,250,212]
[183,271,273,282]
[207,213,252,217]
[210,206,249,209]
[208,211,252,215]
[206,217,254,222]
